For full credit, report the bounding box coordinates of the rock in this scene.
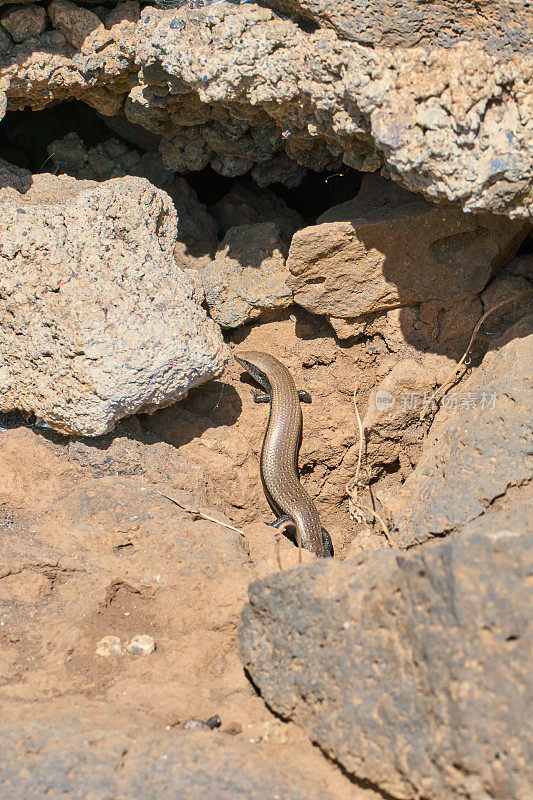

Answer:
[0,164,228,435]
[251,154,309,189]
[125,634,156,655]
[96,634,122,656]
[209,182,303,243]
[48,0,107,50]
[169,176,219,269]
[0,717,344,799]
[47,135,218,269]
[286,175,527,322]
[389,327,533,547]
[361,357,442,473]
[239,523,533,800]
[0,4,46,43]
[260,0,531,53]
[182,715,221,730]
[134,7,533,216]
[0,86,6,120]
[200,222,292,328]
[2,5,530,216]
[103,0,140,27]
[48,131,174,185]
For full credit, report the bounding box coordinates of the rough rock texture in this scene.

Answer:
[48,130,175,184]
[260,0,533,53]
[0,4,531,216]
[209,181,303,243]
[47,134,219,269]
[200,222,292,327]
[0,164,228,435]
[286,175,527,322]
[389,325,533,547]
[0,4,46,43]
[0,718,347,800]
[361,357,441,474]
[48,0,110,51]
[170,175,219,268]
[239,522,533,800]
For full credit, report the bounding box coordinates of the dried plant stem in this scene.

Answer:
[346,385,392,547]
[156,491,246,537]
[419,290,533,420]
[356,503,394,546]
[352,384,364,486]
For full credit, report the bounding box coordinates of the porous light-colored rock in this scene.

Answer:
[47,133,218,269]
[0,4,46,43]
[96,635,122,656]
[239,522,533,800]
[200,222,292,328]
[0,86,6,120]
[125,634,155,655]
[286,175,527,322]
[0,163,229,436]
[1,5,531,217]
[134,6,533,216]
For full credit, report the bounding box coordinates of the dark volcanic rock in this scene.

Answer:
[239,522,533,800]
[391,327,533,547]
[0,717,342,800]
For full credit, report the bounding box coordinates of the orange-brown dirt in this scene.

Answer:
[0,302,516,795]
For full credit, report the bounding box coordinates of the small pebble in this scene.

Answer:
[223,721,243,736]
[183,714,221,730]
[96,635,122,657]
[262,718,288,743]
[125,634,156,655]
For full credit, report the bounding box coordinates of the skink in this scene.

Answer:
[235,350,333,558]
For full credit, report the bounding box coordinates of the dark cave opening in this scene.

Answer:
[0,100,364,224]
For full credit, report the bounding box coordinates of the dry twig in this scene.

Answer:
[156,491,246,537]
[345,385,393,546]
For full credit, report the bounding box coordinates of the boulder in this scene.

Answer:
[209,181,303,243]
[200,222,292,328]
[239,520,533,800]
[47,135,219,269]
[0,164,228,435]
[1,5,531,216]
[286,175,527,322]
[0,717,342,800]
[0,4,46,43]
[389,326,533,547]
